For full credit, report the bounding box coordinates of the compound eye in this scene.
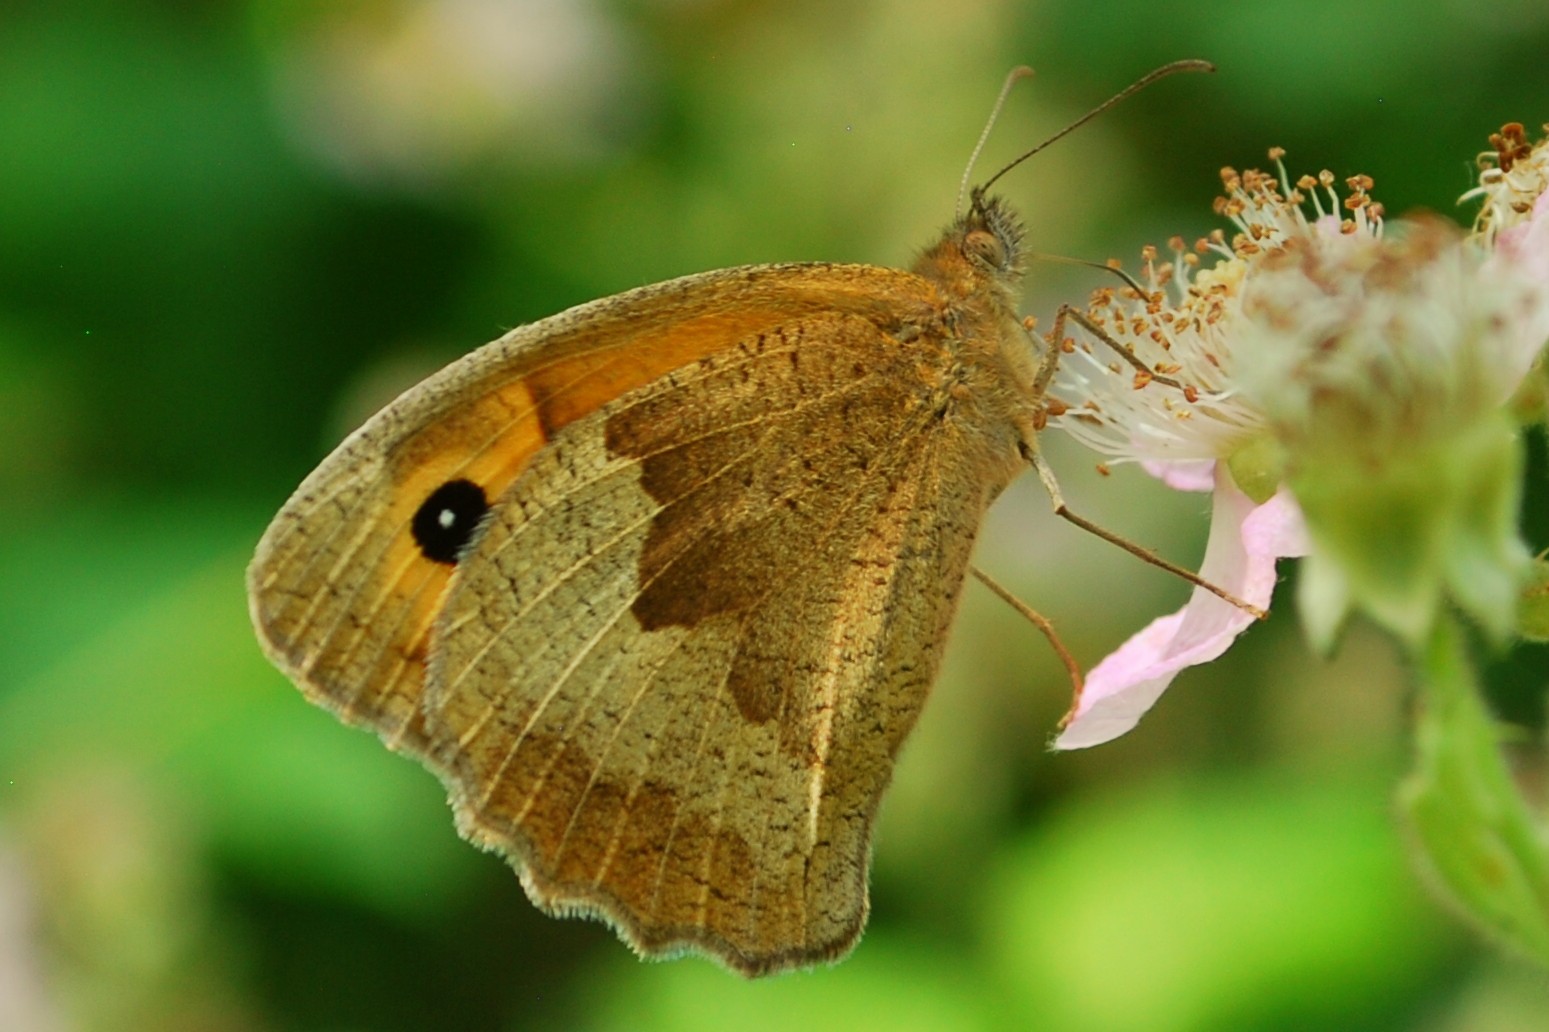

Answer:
[964,229,1005,268]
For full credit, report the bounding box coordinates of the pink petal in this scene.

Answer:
[1495,192,1549,280]
[1053,469,1309,749]
[1141,458,1218,492]
[1487,191,1549,385]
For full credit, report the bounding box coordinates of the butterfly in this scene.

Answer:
[247,61,1213,976]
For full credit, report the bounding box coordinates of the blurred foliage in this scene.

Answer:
[2,1,1548,1029]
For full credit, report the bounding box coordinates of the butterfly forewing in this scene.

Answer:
[248,263,940,755]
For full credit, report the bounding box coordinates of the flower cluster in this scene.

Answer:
[1048,129,1549,750]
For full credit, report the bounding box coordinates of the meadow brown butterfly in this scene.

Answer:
[248,61,1213,976]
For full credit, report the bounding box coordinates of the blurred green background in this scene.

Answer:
[4,1,1549,1029]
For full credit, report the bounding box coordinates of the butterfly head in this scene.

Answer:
[913,189,1026,305]
[964,190,1026,276]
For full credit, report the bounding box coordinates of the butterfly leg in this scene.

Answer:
[1021,432,1267,620]
[1025,301,1182,436]
[1048,303,1191,393]
[970,565,1084,698]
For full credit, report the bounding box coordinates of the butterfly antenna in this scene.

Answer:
[957,66,1037,220]
[972,59,1215,204]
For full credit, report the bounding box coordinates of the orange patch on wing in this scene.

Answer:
[525,311,794,433]
[367,380,554,698]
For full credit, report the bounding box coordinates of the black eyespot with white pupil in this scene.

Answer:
[411,478,489,565]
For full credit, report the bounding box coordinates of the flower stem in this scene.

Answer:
[1399,615,1549,964]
